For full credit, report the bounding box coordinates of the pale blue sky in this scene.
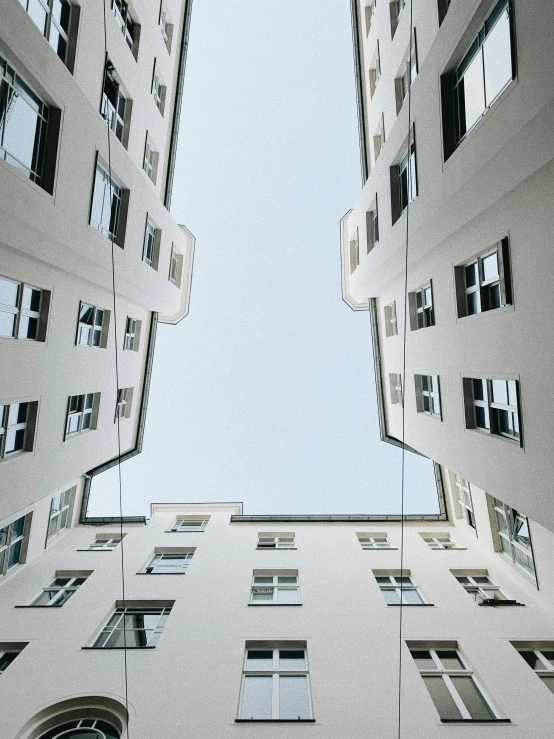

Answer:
[90,0,437,517]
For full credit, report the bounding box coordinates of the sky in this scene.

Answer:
[89,0,438,518]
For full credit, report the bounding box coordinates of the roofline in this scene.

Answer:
[350,0,369,185]
[231,514,446,522]
[340,210,370,311]
[151,502,244,516]
[158,224,195,325]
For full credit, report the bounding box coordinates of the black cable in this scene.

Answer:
[101,1,131,735]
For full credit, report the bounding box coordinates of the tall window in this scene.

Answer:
[31,574,89,606]
[421,533,461,550]
[409,282,434,329]
[159,1,173,52]
[47,489,72,540]
[358,533,393,550]
[390,0,406,38]
[389,373,403,406]
[391,127,417,222]
[89,162,125,245]
[151,60,166,114]
[415,375,441,418]
[396,32,418,112]
[101,64,128,145]
[92,604,172,648]
[65,393,99,437]
[112,0,139,57]
[410,646,500,721]
[0,55,56,192]
[17,0,74,67]
[384,301,397,337]
[142,217,160,269]
[375,573,426,605]
[257,534,295,549]
[516,647,554,694]
[0,645,26,675]
[171,518,208,532]
[373,114,385,163]
[491,497,535,577]
[115,387,133,421]
[0,516,27,578]
[369,42,381,98]
[250,572,300,605]
[238,645,312,721]
[453,573,514,605]
[463,378,521,442]
[455,240,512,317]
[454,476,475,529]
[145,551,193,574]
[143,133,158,183]
[0,277,48,341]
[169,245,183,286]
[76,303,109,347]
[442,0,514,158]
[0,402,36,458]
[349,229,359,274]
[123,317,141,351]
[366,197,379,253]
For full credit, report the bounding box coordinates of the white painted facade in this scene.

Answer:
[341,0,554,532]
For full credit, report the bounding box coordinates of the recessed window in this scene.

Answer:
[390,0,406,38]
[366,196,379,253]
[453,475,476,529]
[144,550,193,574]
[169,245,183,287]
[349,228,359,274]
[89,161,128,246]
[365,1,375,35]
[0,515,29,578]
[375,572,426,605]
[390,125,417,223]
[0,276,50,341]
[159,1,173,52]
[455,239,512,317]
[0,55,59,193]
[86,535,123,551]
[238,644,312,721]
[421,533,461,550]
[369,41,381,98]
[101,63,130,147]
[142,217,161,270]
[463,378,521,442]
[64,393,100,438]
[409,282,434,330]
[123,317,141,351]
[0,644,26,674]
[453,571,517,605]
[92,602,173,648]
[46,488,73,541]
[389,373,403,406]
[395,31,418,113]
[0,402,38,458]
[384,300,397,337]
[143,133,159,183]
[491,496,535,577]
[257,533,295,549]
[151,60,166,115]
[112,0,140,58]
[30,573,90,606]
[76,302,110,347]
[36,719,120,738]
[18,0,77,69]
[171,518,209,532]
[250,572,300,605]
[414,375,441,418]
[358,533,393,549]
[115,387,133,421]
[442,0,515,159]
[515,646,554,694]
[409,645,501,721]
[373,113,385,163]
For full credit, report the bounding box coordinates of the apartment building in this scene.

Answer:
[0,0,195,523]
[341,0,554,533]
[1,474,554,737]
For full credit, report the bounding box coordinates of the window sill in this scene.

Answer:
[235,719,315,723]
[430,548,467,551]
[248,603,302,607]
[477,600,524,607]
[81,646,157,650]
[465,427,523,451]
[386,603,434,607]
[363,548,399,551]
[441,719,510,724]
[15,604,64,608]
[256,547,297,550]
[165,530,205,533]
[76,549,116,552]
[135,571,186,575]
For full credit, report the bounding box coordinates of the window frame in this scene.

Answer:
[0,515,29,578]
[89,159,127,246]
[491,497,535,578]
[455,238,512,318]
[384,300,397,337]
[454,573,512,605]
[257,534,296,550]
[151,59,166,115]
[366,196,379,253]
[91,604,172,648]
[250,572,300,605]
[516,646,554,694]
[375,573,428,606]
[421,533,463,550]
[115,387,133,421]
[463,377,522,444]
[0,401,37,458]
[64,393,99,438]
[46,488,73,541]
[111,0,140,58]
[0,276,49,341]
[123,316,141,351]
[171,518,209,532]
[85,535,123,551]
[409,282,434,330]
[414,374,441,418]
[142,216,161,270]
[395,30,418,113]
[159,0,173,52]
[357,533,394,550]
[144,550,194,574]
[349,228,359,274]
[453,475,476,530]
[76,302,109,348]
[30,574,88,607]
[391,125,418,223]
[389,372,403,406]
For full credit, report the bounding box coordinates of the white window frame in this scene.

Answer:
[492,497,535,577]
[86,536,123,551]
[30,574,88,606]
[115,387,133,421]
[0,276,44,341]
[65,393,98,437]
[145,551,193,574]
[89,162,122,242]
[421,534,462,550]
[46,489,72,541]
[158,0,173,51]
[151,60,166,114]
[77,302,108,347]
[376,573,426,605]
[517,647,554,694]
[369,41,381,97]
[467,378,520,442]
[358,533,394,550]
[123,316,140,351]
[171,518,208,532]
[415,374,441,418]
[389,373,403,406]
[366,198,379,253]
[92,605,172,648]
[399,31,417,105]
[454,573,509,604]
[250,573,300,605]
[0,516,27,578]
[0,402,34,458]
[398,136,417,213]
[257,534,295,549]
[101,64,127,143]
[18,0,72,66]
[142,217,158,267]
[454,476,476,530]
[349,229,359,274]
[112,0,136,51]
[384,301,397,337]
[411,283,434,329]
[169,245,183,286]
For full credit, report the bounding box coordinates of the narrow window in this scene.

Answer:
[420,533,461,550]
[455,239,512,317]
[169,245,183,286]
[143,133,159,183]
[390,125,417,223]
[0,276,49,341]
[171,518,209,532]
[64,393,100,438]
[0,516,29,578]
[375,572,426,605]
[89,161,128,246]
[0,402,38,458]
[373,113,385,163]
[358,533,393,549]
[112,0,140,58]
[349,229,359,274]
[408,281,434,329]
[115,387,133,421]
[516,647,554,694]
[410,646,501,721]
[250,572,300,605]
[142,217,161,270]
[257,533,295,549]
[384,301,397,337]
[86,535,123,551]
[0,644,26,674]
[31,573,89,606]
[76,302,110,347]
[366,196,379,253]
[239,645,312,721]
[46,488,73,540]
[365,1,375,36]
[453,475,476,529]
[395,31,418,113]
[151,60,166,115]
[17,0,76,69]
[414,375,441,418]
[389,373,403,406]
[101,63,130,146]
[463,378,521,442]
[159,1,173,52]
[369,41,381,98]
[123,317,141,351]
[92,603,172,647]
[453,572,519,605]
[491,497,535,577]
[145,550,193,574]
[390,0,406,38]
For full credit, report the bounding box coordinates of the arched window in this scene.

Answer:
[38,719,120,739]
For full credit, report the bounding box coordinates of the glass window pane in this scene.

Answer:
[507,381,518,406]
[27,0,48,32]
[383,589,400,605]
[461,50,486,131]
[253,577,273,584]
[11,517,25,538]
[0,278,19,306]
[279,650,306,670]
[483,7,512,105]
[402,588,423,605]
[246,650,273,670]
[541,651,554,668]
[467,291,480,315]
[18,315,38,339]
[22,285,40,311]
[473,379,486,401]
[423,676,463,720]
[411,650,435,671]
[279,675,310,719]
[278,577,297,584]
[2,88,41,174]
[277,588,299,604]
[482,252,499,282]
[252,590,273,602]
[240,676,273,720]
[465,263,478,287]
[7,539,22,568]
[475,406,489,430]
[450,676,495,720]
[491,380,508,405]
[0,311,16,337]
[437,651,465,670]
[5,428,25,453]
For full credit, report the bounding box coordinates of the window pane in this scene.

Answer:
[0,278,19,306]
[467,291,480,315]
[240,676,273,720]
[491,380,508,405]
[253,577,273,584]
[246,650,273,670]
[540,676,554,694]
[461,50,486,131]
[475,406,489,430]
[450,676,495,720]
[423,676,463,720]
[252,589,273,602]
[11,517,25,538]
[411,650,435,671]
[2,88,41,174]
[7,539,22,568]
[465,263,478,287]
[278,577,297,584]
[383,589,400,605]
[279,650,306,670]
[482,252,499,282]
[541,651,554,668]
[437,651,465,670]
[18,315,38,339]
[483,6,512,105]
[518,651,539,669]
[0,311,16,337]
[402,589,423,605]
[279,675,310,719]
[277,588,299,604]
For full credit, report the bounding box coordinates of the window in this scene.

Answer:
[112,0,139,58]
[36,719,120,738]
[65,393,99,437]
[257,534,295,549]
[373,114,385,163]
[421,533,461,550]
[115,387,133,421]
[389,373,403,406]
[143,133,159,183]
[76,302,109,347]
[159,1,173,52]
[171,518,209,532]
[238,644,312,721]
[410,646,500,721]
[0,276,49,341]
[0,516,28,578]
[145,550,193,574]
[384,301,397,337]
[454,476,475,529]
[0,55,59,193]
[89,161,127,246]
[453,572,517,605]
[375,572,426,605]
[92,603,172,648]
[101,63,129,146]
[390,0,406,38]
[349,229,359,274]
[395,31,418,113]
[250,572,300,605]
[169,245,183,286]
[151,60,166,115]
[491,497,535,577]
[46,488,72,540]
[365,1,375,36]
[0,644,26,674]
[142,217,161,270]
[455,239,512,317]
[31,573,89,606]
[123,316,141,351]
[516,647,554,694]
[0,402,37,458]
[437,0,453,26]
[86,535,122,551]
[442,0,514,158]
[391,126,417,222]
[463,378,521,442]
[409,282,434,329]
[358,533,393,549]
[366,197,379,253]
[369,42,381,97]
[17,0,75,67]
[415,375,441,418]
